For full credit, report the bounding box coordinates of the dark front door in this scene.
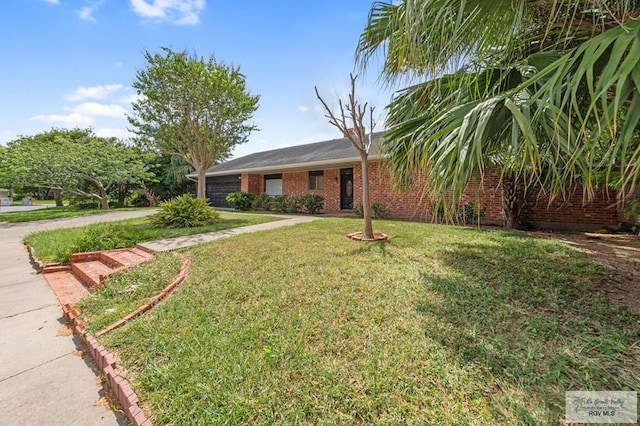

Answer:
[340,168,354,209]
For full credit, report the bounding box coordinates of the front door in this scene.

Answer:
[340,168,354,209]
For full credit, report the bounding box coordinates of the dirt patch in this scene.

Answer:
[530,230,640,312]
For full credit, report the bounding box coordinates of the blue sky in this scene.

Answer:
[0,0,391,158]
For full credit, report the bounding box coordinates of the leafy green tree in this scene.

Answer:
[141,153,196,206]
[3,128,152,209]
[357,0,640,228]
[128,47,260,199]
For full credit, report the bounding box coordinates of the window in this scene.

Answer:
[264,173,283,196]
[309,170,324,190]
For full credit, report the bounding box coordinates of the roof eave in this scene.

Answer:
[197,153,383,177]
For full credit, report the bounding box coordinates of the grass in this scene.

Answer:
[83,218,640,425]
[0,205,145,223]
[24,212,277,263]
[77,252,184,332]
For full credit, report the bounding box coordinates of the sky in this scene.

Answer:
[0,0,393,159]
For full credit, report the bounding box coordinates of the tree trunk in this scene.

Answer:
[197,167,207,199]
[117,183,127,207]
[99,187,109,210]
[360,154,374,239]
[52,188,63,207]
[140,182,158,207]
[501,175,525,229]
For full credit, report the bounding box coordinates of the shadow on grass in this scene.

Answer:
[413,232,640,419]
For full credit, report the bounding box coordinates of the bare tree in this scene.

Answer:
[315,73,376,239]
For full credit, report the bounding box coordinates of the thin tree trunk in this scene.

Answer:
[197,167,207,199]
[117,183,127,207]
[501,175,525,229]
[361,154,374,239]
[52,188,63,207]
[99,187,109,210]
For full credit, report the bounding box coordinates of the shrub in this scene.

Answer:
[301,194,324,215]
[149,195,220,228]
[273,195,302,213]
[352,203,364,218]
[432,202,485,225]
[372,203,391,219]
[252,193,273,211]
[58,224,152,262]
[352,203,390,219]
[226,191,256,211]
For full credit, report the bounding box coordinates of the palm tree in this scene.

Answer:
[357,0,640,228]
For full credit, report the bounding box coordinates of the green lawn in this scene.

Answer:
[0,206,145,223]
[24,212,278,263]
[83,218,640,425]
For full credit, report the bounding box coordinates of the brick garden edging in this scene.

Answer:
[96,255,190,336]
[61,254,190,426]
[63,305,151,426]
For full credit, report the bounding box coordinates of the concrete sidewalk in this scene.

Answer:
[0,210,320,424]
[0,209,154,426]
[138,214,320,252]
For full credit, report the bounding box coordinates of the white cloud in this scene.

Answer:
[78,6,97,22]
[67,102,129,118]
[65,84,124,101]
[120,93,142,104]
[298,105,310,112]
[130,0,205,25]
[94,127,135,140]
[30,113,94,126]
[41,0,59,4]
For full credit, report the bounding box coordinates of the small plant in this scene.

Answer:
[58,224,151,262]
[226,191,256,211]
[352,203,364,218]
[251,193,273,211]
[273,195,302,213]
[432,202,485,225]
[301,194,324,215]
[149,194,220,228]
[372,203,391,219]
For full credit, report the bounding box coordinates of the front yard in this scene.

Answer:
[81,218,639,425]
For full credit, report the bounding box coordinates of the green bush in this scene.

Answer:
[352,203,391,219]
[301,194,324,214]
[58,224,152,262]
[273,195,302,213]
[149,195,220,228]
[226,191,256,211]
[372,203,391,219]
[251,193,273,211]
[352,203,364,218]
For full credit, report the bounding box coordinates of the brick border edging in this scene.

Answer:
[63,304,151,426]
[95,256,190,336]
[59,254,190,426]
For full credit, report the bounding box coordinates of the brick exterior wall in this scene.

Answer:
[238,162,622,229]
[241,173,262,194]
[523,185,620,229]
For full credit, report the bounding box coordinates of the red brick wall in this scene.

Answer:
[241,173,262,194]
[524,186,619,228]
[238,163,619,229]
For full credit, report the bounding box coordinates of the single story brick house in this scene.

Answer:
[196,132,627,230]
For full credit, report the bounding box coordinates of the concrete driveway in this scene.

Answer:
[0,210,154,425]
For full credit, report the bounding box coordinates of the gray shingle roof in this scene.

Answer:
[200,131,384,176]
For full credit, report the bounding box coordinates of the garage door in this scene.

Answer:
[206,175,241,208]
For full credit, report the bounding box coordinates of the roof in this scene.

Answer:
[195,131,384,177]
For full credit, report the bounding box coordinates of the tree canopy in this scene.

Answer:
[128,47,260,198]
[357,0,640,227]
[2,128,152,209]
